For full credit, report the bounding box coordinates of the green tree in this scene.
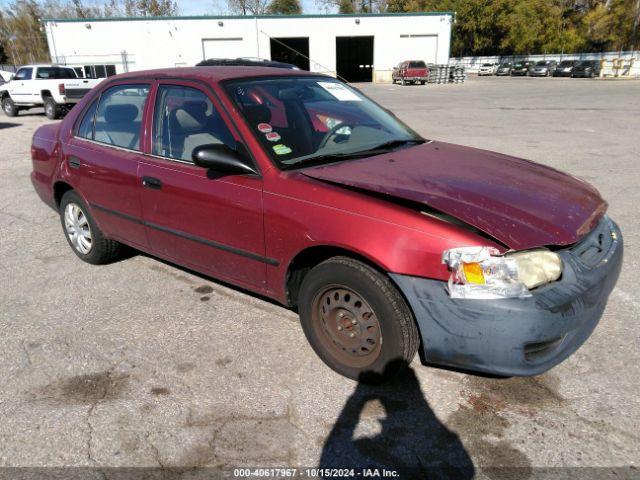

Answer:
[267,0,302,14]
[0,40,8,64]
[0,0,49,64]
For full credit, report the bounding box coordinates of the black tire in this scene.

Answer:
[44,97,61,120]
[59,190,122,265]
[2,96,19,117]
[420,81,426,85]
[298,256,420,383]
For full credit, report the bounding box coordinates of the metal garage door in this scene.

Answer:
[201,38,253,60]
[399,34,438,64]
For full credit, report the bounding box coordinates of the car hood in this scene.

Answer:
[301,141,606,250]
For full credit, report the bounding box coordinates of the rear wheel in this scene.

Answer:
[2,97,19,117]
[59,191,122,264]
[44,97,61,120]
[298,256,419,383]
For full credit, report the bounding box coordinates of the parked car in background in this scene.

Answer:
[511,61,531,76]
[552,60,576,77]
[495,62,513,76]
[529,60,558,77]
[392,60,429,85]
[0,64,103,119]
[478,63,498,76]
[572,60,601,78]
[30,66,623,382]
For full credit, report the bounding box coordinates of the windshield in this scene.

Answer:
[560,61,574,66]
[224,77,423,169]
[536,61,548,66]
[578,61,595,66]
[36,67,77,79]
[500,63,512,67]
[481,63,493,67]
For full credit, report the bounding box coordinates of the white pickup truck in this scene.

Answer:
[0,64,103,120]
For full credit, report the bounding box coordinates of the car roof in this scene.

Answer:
[110,66,322,83]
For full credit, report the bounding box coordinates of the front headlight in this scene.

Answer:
[442,247,562,299]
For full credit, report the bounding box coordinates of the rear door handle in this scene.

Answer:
[68,156,81,169]
[142,176,162,190]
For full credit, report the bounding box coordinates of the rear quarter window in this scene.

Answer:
[77,99,98,140]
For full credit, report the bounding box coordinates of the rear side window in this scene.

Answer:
[36,67,77,79]
[77,100,98,139]
[152,85,235,162]
[94,84,150,151]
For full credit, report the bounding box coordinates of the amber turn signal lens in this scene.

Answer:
[462,262,485,284]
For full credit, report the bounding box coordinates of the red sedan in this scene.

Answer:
[30,67,623,382]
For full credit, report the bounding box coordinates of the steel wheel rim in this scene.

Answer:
[3,101,11,113]
[64,203,92,254]
[311,285,382,368]
[45,103,52,115]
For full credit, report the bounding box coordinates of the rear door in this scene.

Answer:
[139,81,267,289]
[61,82,151,248]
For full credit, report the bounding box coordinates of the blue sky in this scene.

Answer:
[0,0,329,15]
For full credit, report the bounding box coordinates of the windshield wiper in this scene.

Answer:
[364,138,426,152]
[284,138,426,170]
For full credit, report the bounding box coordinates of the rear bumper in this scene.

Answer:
[391,217,623,376]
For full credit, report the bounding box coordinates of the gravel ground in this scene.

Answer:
[1,76,638,479]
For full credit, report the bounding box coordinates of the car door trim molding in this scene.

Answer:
[90,202,279,266]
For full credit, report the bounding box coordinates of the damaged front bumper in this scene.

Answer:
[390,216,623,376]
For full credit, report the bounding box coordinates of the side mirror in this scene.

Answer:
[192,143,258,176]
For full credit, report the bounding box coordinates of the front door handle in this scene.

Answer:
[142,176,162,190]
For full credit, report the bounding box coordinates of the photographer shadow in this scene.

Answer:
[319,360,474,479]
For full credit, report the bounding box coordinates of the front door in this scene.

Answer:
[62,83,151,249]
[139,82,267,290]
[8,66,34,104]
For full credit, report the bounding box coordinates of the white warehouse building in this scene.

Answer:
[44,12,453,83]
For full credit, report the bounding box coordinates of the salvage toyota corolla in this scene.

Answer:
[30,67,623,381]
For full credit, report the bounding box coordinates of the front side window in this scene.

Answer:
[94,84,149,151]
[224,77,422,170]
[14,68,32,81]
[152,85,235,162]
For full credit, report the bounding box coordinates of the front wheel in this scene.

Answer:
[298,257,420,383]
[44,97,61,120]
[2,97,19,117]
[59,191,122,264]
[400,77,406,86]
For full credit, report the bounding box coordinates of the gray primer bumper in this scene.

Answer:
[390,217,623,376]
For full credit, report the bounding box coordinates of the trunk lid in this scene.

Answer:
[301,141,606,250]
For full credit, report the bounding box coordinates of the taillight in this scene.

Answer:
[58,83,65,95]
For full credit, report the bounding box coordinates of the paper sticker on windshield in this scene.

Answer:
[317,82,362,102]
[273,144,292,155]
[265,132,281,142]
[257,123,272,133]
